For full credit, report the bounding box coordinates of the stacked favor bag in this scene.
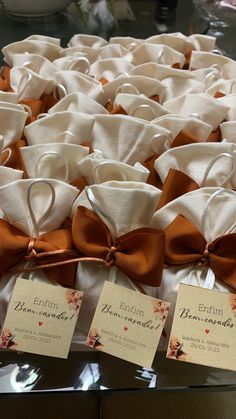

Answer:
[0,32,235,351]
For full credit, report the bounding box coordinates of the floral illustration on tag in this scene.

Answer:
[66,290,83,312]
[167,336,187,361]
[87,328,104,349]
[228,294,236,316]
[153,300,170,322]
[0,329,17,349]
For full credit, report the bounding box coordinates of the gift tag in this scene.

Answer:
[0,278,83,359]
[86,282,170,368]
[167,284,236,371]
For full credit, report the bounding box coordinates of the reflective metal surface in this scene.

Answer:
[0,350,236,394]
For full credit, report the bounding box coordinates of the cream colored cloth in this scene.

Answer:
[2,39,62,65]
[11,53,55,94]
[216,94,236,121]
[131,62,193,80]
[68,34,107,49]
[54,71,106,104]
[151,187,236,349]
[0,91,18,104]
[206,78,236,96]
[53,56,90,74]
[109,36,143,50]
[221,121,236,143]
[48,92,108,115]
[25,35,61,46]
[24,111,95,145]
[60,46,99,64]
[188,34,216,51]
[20,143,89,182]
[146,33,192,54]
[98,44,133,61]
[0,178,79,329]
[0,105,28,148]
[103,75,166,103]
[132,43,185,67]
[113,93,167,121]
[0,135,23,185]
[72,180,162,341]
[164,93,229,130]
[91,114,170,164]
[152,114,213,142]
[90,58,134,82]
[190,51,236,79]
[77,150,150,184]
[10,66,53,99]
[154,142,236,188]
[161,76,205,102]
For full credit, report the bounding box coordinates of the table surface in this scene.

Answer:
[0,0,236,395]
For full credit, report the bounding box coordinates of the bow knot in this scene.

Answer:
[198,247,210,266]
[26,238,37,260]
[105,246,117,268]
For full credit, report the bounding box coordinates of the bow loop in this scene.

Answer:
[165,214,236,288]
[72,206,165,287]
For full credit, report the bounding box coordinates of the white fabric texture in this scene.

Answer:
[90,58,134,82]
[161,76,205,102]
[188,34,216,51]
[77,150,149,185]
[0,106,28,148]
[113,93,167,121]
[20,143,89,182]
[206,78,236,96]
[190,51,236,79]
[103,75,166,102]
[146,33,192,54]
[154,142,236,187]
[60,46,99,64]
[72,181,162,340]
[10,66,52,99]
[164,93,229,130]
[109,36,143,50]
[151,187,236,349]
[68,34,108,49]
[98,44,133,61]
[221,121,236,143]
[24,111,95,145]
[54,71,106,104]
[0,91,18,103]
[2,40,62,65]
[48,92,108,115]
[91,114,170,164]
[152,114,213,142]
[131,62,193,81]
[217,94,236,121]
[132,44,185,67]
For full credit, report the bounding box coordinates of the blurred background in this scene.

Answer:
[1,1,236,60]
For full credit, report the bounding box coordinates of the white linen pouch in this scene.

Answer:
[216,94,236,121]
[131,62,193,80]
[10,66,52,99]
[48,92,108,115]
[0,91,18,104]
[91,114,171,164]
[190,51,236,79]
[206,78,236,96]
[146,33,193,54]
[90,58,134,82]
[98,44,133,61]
[161,76,205,102]
[103,75,166,103]
[2,40,62,66]
[132,43,185,68]
[152,114,213,143]
[188,34,216,51]
[24,111,95,145]
[72,180,162,342]
[0,106,28,148]
[221,121,236,143]
[0,178,79,328]
[77,150,149,184]
[152,187,236,349]
[60,46,99,64]
[68,34,108,49]
[20,143,89,183]
[53,71,106,104]
[164,93,229,130]
[155,142,236,188]
[109,37,143,50]
[113,93,167,121]
[0,137,23,185]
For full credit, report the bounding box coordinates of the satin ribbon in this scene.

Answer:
[72,205,165,287]
[165,214,236,288]
[0,218,78,287]
[0,66,11,92]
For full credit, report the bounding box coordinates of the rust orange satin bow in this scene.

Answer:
[0,219,78,287]
[165,214,236,288]
[72,206,165,287]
